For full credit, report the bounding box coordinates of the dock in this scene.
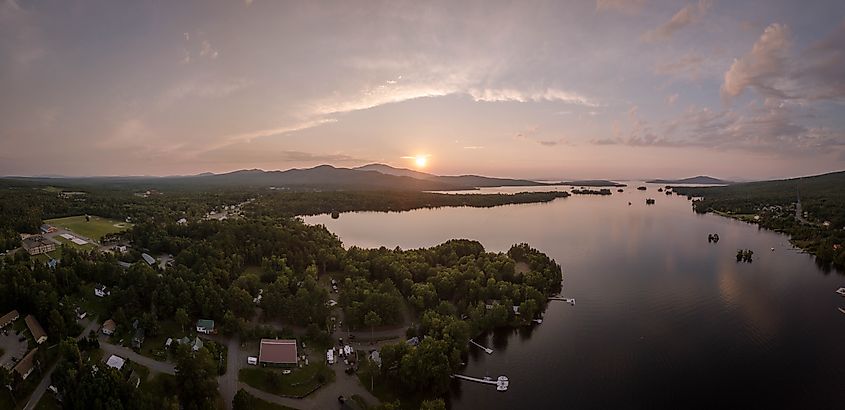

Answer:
[452,374,509,391]
[549,296,576,305]
[469,339,493,354]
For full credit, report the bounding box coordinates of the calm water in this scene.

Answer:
[306,183,845,409]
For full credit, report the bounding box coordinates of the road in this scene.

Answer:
[216,335,241,409]
[23,319,102,410]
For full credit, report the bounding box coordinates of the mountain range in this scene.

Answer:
[646,176,732,185]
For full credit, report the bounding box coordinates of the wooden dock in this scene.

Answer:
[469,339,493,354]
[452,374,509,391]
[549,296,576,305]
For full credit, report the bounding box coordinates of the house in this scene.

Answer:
[259,339,299,366]
[0,309,19,329]
[406,336,420,347]
[106,354,125,371]
[94,285,110,297]
[47,259,59,269]
[132,328,145,349]
[22,235,57,256]
[176,218,187,225]
[127,369,141,388]
[191,336,203,352]
[117,261,132,269]
[101,319,117,336]
[25,314,47,344]
[115,245,128,253]
[13,348,38,380]
[40,224,57,234]
[165,338,173,348]
[196,319,215,334]
[141,253,156,266]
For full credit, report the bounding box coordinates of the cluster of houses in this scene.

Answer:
[100,318,216,353]
[104,354,142,388]
[0,310,48,381]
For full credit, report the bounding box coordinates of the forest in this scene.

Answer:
[0,178,564,408]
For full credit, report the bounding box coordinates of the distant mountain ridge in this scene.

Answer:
[353,163,550,188]
[2,164,551,191]
[647,176,732,185]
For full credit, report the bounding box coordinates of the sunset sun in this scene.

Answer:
[414,155,428,168]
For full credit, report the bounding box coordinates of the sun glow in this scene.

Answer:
[415,155,428,168]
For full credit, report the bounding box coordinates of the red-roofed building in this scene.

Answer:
[258,339,298,366]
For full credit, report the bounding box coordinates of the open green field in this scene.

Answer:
[45,215,132,241]
[239,363,335,397]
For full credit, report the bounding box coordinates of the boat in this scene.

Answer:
[836,287,845,296]
[839,307,845,315]
[533,318,543,324]
[771,247,775,251]
[637,186,647,191]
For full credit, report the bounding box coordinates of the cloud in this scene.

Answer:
[595,102,845,158]
[655,54,706,80]
[642,0,712,42]
[596,0,647,15]
[721,21,845,102]
[468,88,600,107]
[666,93,679,105]
[722,23,792,99]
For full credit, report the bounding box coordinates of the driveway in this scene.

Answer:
[99,341,176,375]
[237,366,379,410]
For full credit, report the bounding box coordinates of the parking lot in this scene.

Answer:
[0,327,29,369]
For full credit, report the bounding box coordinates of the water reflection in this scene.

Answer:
[305,183,845,408]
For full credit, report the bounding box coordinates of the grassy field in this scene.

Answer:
[52,235,98,251]
[239,363,335,397]
[236,390,298,410]
[45,215,132,241]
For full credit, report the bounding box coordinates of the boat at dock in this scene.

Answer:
[469,339,493,354]
[836,288,845,296]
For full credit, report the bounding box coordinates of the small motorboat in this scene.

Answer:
[771,247,775,251]
[839,307,845,315]
[836,287,845,296]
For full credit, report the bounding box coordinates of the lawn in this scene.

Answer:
[239,363,335,398]
[138,320,186,361]
[34,392,61,410]
[235,390,298,410]
[45,215,132,241]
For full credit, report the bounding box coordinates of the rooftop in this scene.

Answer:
[259,339,298,364]
[25,314,47,342]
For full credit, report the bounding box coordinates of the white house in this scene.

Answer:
[106,354,125,371]
[94,285,110,297]
[196,319,215,334]
[177,218,187,225]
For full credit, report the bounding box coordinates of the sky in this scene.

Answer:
[1,0,844,180]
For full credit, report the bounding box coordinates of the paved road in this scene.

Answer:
[23,319,102,410]
[216,335,241,409]
[99,341,176,375]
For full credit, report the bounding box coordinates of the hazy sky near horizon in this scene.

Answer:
[1,0,844,180]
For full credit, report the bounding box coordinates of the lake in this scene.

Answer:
[305,183,845,409]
